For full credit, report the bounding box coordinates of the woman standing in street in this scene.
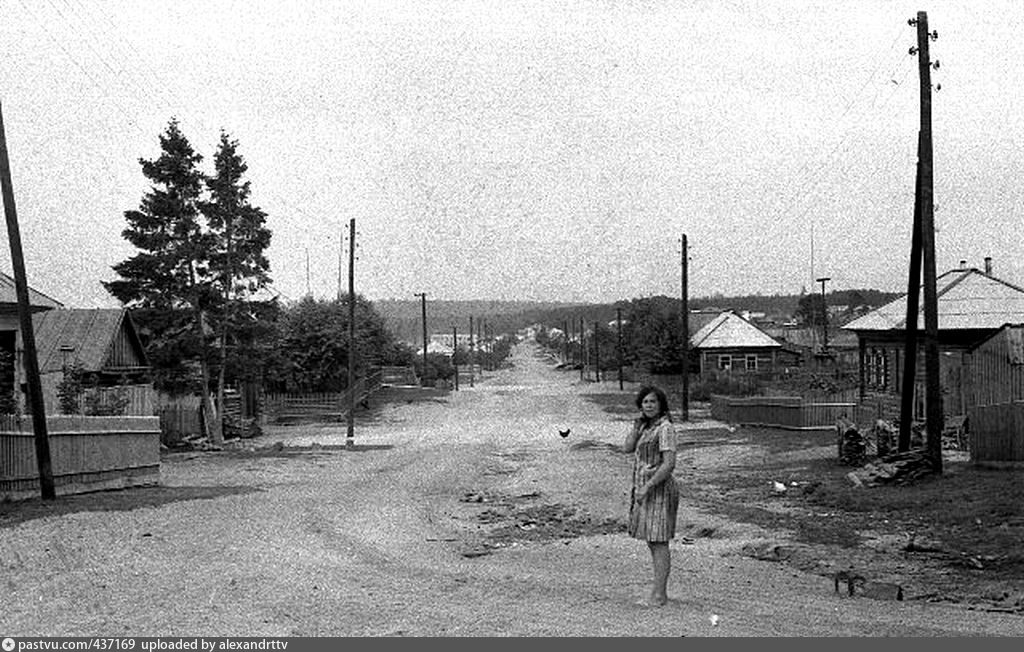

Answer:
[623,385,679,607]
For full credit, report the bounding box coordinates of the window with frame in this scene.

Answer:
[745,354,758,371]
[718,355,732,371]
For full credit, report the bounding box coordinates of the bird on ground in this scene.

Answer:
[559,428,571,438]
[771,480,788,494]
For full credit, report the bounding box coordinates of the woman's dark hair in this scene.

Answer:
[635,385,672,422]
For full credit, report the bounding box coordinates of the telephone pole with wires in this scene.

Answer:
[680,234,690,421]
[415,293,428,385]
[0,102,55,499]
[909,11,943,471]
[346,218,356,450]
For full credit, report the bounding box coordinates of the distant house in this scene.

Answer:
[767,325,860,368]
[689,311,798,376]
[31,308,152,414]
[842,261,1024,422]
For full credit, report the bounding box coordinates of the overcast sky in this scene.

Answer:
[0,0,1020,308]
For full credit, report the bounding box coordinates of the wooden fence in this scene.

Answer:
[0,414,161,501]
[262,370,384,425]
[968,403,1024,466]
[710,394,857,430]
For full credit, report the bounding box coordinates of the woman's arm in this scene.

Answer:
[635,423,678,502]
[622,421,641,453]
[634,450,676,503]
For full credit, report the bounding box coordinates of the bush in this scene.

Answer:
[56,362,86,414]
[83,386,130,416]
[690,374,763,401]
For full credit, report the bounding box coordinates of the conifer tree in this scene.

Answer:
[201,131,272,436]
[104,119,222,443]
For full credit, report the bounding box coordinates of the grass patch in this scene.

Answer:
[688,424,1024,564]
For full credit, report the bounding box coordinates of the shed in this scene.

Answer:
[965,324,1024,467]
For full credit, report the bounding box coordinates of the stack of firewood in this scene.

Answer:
[846,449,937,487]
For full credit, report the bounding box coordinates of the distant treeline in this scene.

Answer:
[373,288,900,343]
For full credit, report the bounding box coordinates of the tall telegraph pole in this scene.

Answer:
[0,102,55,499]
[346,218,356,450]
[681,234,689,421]
[816,276,831,353]
[452,325,459,391]
[899,133,924,452]
[616,308,624,390]
[468,316,475,387]
[913,11,943,471]
[415,292,428,385]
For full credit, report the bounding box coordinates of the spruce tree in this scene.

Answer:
[104,119,222,443]
[201,131,272,435]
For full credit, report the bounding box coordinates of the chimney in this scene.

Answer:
[959,259,967,270]
[984,256,993,275]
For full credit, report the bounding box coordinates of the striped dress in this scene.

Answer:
[627,416,679,542]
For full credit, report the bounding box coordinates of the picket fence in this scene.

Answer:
[0,414,161,501]
[710,394,856,431]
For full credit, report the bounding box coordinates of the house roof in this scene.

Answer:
[0,271,63,310]
[842,267,1024,332]
[689,311,781,350]
[31,308,149,374]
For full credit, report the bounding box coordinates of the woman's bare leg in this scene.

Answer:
[648,541,670,605]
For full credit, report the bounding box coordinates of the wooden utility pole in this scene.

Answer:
[816,276,831,353]
[346,218,356,450]
[593,320,601,383]
[452,325,459,390]
[468,316,475,387]
[565,319,573,366]
[568,318,575,366]
[0,102,55,499]
[913,10,943,471]
[899,133,924,452]
[342,229,350,300]
[579,317,585,382]
[681,234,689,421]
[415,292,428,385]
[616,308,624,390]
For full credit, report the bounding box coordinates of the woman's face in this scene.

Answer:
[641,393,660,419]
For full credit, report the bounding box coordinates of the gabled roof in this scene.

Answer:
[842,268,1024,332]
[0,271,63,310]
[31,308,149,374]
[690,311,781,350]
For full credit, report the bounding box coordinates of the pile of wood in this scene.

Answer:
[846,450,937,487]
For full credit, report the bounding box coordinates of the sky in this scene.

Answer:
[0,0,1021,308]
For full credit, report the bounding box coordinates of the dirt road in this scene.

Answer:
[2,342,1023,636]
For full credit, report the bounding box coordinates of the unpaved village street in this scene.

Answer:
[2,342,1023,636]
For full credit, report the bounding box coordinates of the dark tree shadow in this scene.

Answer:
[0,484,261,529]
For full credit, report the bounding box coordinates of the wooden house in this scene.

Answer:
[842,262,1024,423]
[0,272,152,415]
[964,324,1024,467]
[0,271,63,412]
[689,311,798,376]
[31,308,153,414]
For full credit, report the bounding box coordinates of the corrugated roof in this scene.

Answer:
[843,268,1024,332]
[31,308,147,374]
[690,311,781,350]
[0,271,63,309]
